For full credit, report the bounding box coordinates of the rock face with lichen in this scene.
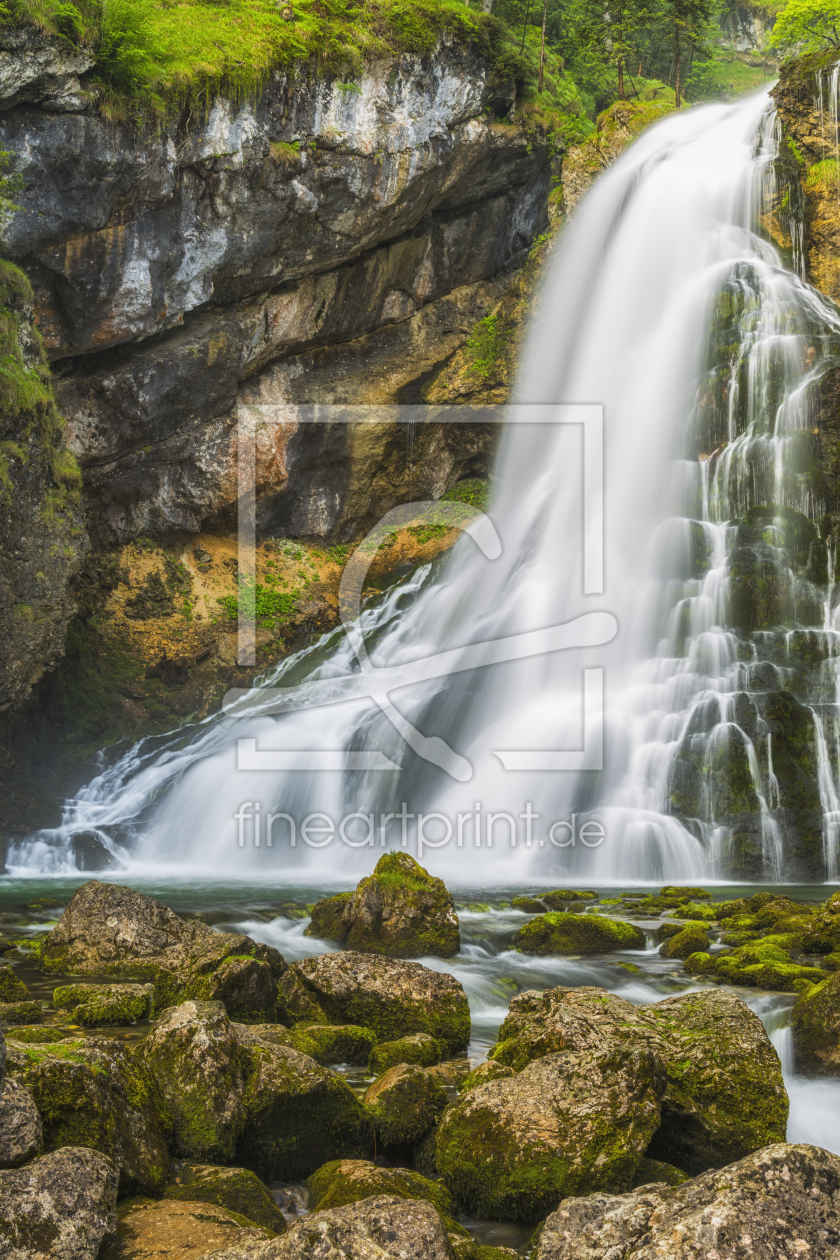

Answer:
[276,951,470,1053]
[534,1143,840,1260]
[40,880,285,1015]
[0,1145,118,1260]
[305,854,460,958]
[163,1161,288,1233]
[791,969,840,1075]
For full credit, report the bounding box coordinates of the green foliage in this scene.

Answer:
[217,580,297,626]
[771,0,840,52]
[442,477,491,511]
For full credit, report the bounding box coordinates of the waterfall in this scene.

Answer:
[14,89,840,882]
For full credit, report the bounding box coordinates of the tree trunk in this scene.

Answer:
[520,0,532,53]
[481,0,493,13]
[674,21,681,108]
[538,0,547,92]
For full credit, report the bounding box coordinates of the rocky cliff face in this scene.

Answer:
[0,32,550,549]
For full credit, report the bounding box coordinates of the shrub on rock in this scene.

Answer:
[0,1146,117,1260]
[364,1064,448,1147]
[368,1032,441,1075]
[514,912,646,955]
[305,853,460,958]
[164,1161,287,1233]
[7,1036,172,1196]
[40,880,284,1017]
[52,981,154,1027]
[534,1144,840,1260]
[276,952,470,1053]
[791,970,840,1074]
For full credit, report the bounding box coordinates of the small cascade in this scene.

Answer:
[817,59,840,174]
[812,709,840,882]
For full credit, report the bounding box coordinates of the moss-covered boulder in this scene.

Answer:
[308,1158,452,1217]
[515,912,646,955]
[368,1032,441,1075]
[541,890,599,909]
[305,854,460,958]
[0,1001,42,1026]
[643,989,788,1173]
[684,941,824,991]
[6,1037,172,1196]
[135,1000,246,1164]
[0,1146,118,1260]
[364,1064,448,1147]
[659,924,710,960]
[286,1024,377,1066]
[801,891,840,953]
[164,1161,287,1232]
[6,1026,66,1044]
[510,896,547,913]
[52,982,154,1027]
[40,880,285,1017]
[107,1197,275,1255]
[436,1044,664,1221]
[630,1156,689,1188]
[458,1061,515,1093]
[791,971,840,1075]
[489,986,656,1073]
[0,963,30,1003]
[235,1026,374,1180]
[276,952,470,1053]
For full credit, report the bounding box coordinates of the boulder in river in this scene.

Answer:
[368,1031,441,1075]
[0,1001,42,1026]
[0,1145,118,1260]
[801,889,840,952]
[791,969,840,1074]
[51,981,154,1026]
[304,853,460,958]
[164,1161,288,1233]
[102,1197,276,1258]
[285,1023,377,1066]
[308,1158,453,1217]
[40,880,285,1017]
[364,1063,449,1147]
[0,963,30,1003]
[436,1043,664,1220]
[276,951,470,1053]
[7,1036,172,1195]
[533,1143,840,1260]
[0,1077,42,1168]
[658,922,709,959]
[514,912,646,955]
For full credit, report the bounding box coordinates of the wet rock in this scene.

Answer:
[630,1155,689,1188]
[514,912,646,955]
[534,1143,840,1260]
[0,963,29,1003]
[368,1032,441,1075]
[308,1158,453,1217]
[489,986,657,1072]
[69,831,115,871]
[458,1060,515,1093]
[0,1077,41,1167]
[285,1023,376,1066]
[51,981,154,1026]
[305,853,460,958]
[0,1145,118,1260]
[364,1064,448,1147]
[436,1044,664,1221]
[510,895,547,913]
[802,890,840,953]
[102,1197,275,1259]
[277,951,470,1053]
[0,1001,42,1026]
[658,923,710,959]
[41,880,284,1016]
[164,1161,287,1233]
[791,970,840,1074]
[684,939,824,991]
[200,1194,456,1260]
[541,889,599,909]
[135,1000,246,1163]
[8,1036,172,1195]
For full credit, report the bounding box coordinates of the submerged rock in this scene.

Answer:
[0,1077,41,1168]
[305,854,460,958]
[514,912,646,955]
[8,1037,172,1196]
[0,1145,118,1260]
[436,1044,664,1220]
[534,1143,840,1260]
[368,1032,441,1075]
[102,1197,275,1258]
[276,952,470,1053]
[40,880,285,1017]
[164,1162,287,1234]
[364,1064,448,1147]
[791,970,840,1075]
[51,981,154,1026]
[200,1194,456,1260]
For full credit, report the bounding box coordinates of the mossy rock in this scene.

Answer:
[308,1158,453,1217]
[515,912,646,955]
[684,944,824,992]
[368,1032,441,1075]
[801,891,840,954]
[364,1064,448,1147]
[0,1001,42,1026]
[791,970,840,1075]
[288,1024,377,1066]
[541,890,598,909]
[661,886,711,901]
[655,922,684,943]
[109,1197,274,1254]
[510,896,547,914]
[164,1160,287,1232]
[630,1156,689,1188]
[659,924,710,960]
[458,1060,515,1093]
[6,1026,65,1044]
[52,982,153,1027]
[7,1037,172,1195]
[305,853,460,959]
[672,901,720,923]
[0,965,30,1004]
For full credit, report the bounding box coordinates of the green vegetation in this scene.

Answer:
[771,0,840,53]
[217,580,298,627]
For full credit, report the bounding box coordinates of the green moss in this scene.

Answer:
[631,1156,689,1188]
[458,1061,515,1093]
[364,1063,448,1147]
[806,158,840,190]
[307,1158,452,1217]
[303,892,352,943]
[659,923,710,960]
[288,1023,377,1066]
[541,889,599,908]
[515,911,646,955]
[6,1025,66,1043]
[164,1162,287,1233]
[367,1032,441,1075]
[511,895,547,913]
[52,982,152,1026]
[0,963,31,1002]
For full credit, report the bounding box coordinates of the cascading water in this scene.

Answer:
[13,87,840,886]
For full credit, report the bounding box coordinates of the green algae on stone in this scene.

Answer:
[308,1158,453,1217]
[684,942,824,992]
[52,982,153,1027]
[459,1060,515,1093]
[659,923,710,960]
[540,889,599,909]
[368,1032,441,1075]
[791,970,840,1075]
[305,853,460,958]
[364,1063,448,1147]
[510,895,547,913]
[0,965,30,1004]
[6,1026,65,1044]
[288,1024,377,1066]
[515,911,646,955]
[0,1002,42,1026]
[164,1160,287,1233]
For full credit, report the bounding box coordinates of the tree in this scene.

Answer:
[577,0,659,99]
[659,0,715,105]
[771,0,840,53]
